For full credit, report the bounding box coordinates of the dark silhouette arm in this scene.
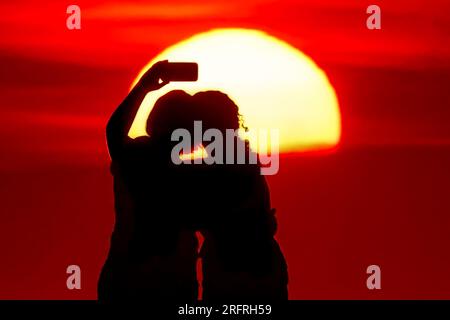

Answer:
[106,60,169,159]
[106,83,149,159]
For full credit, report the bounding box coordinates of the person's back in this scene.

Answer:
[196,150,288,300]
[99,137,198,301]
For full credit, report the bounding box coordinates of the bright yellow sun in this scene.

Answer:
[129,28,341,152]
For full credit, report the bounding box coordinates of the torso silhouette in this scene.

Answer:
[185,145,288,300]
[99,137,288,301]
[98,136,199,301]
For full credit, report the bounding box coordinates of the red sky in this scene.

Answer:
[1,0,449,169]
[0,0,449,299]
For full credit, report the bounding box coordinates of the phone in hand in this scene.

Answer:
[162,62,198,82]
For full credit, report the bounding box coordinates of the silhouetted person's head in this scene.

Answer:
[192,91,242,132]
[146,90,250,161]
[146,90,195,140]
[148,90,243,136]
[191,91,255,165]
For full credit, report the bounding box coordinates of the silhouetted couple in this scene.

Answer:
[98,61,288,301]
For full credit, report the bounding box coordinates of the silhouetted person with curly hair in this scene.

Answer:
[189,91,288,300]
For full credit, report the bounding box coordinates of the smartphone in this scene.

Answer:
[162,62,198,82]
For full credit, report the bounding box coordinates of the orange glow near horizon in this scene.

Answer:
[129,28,341,153]
[179,145,208,161]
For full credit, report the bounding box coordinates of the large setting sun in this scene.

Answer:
[129,28,341,152]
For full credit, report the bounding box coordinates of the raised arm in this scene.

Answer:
[106,60,169,159]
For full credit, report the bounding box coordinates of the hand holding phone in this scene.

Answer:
[137,60,198,91]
